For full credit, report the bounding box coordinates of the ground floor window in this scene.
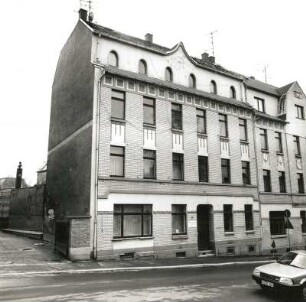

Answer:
[244,204,254,231]
[301,211,306,233]
[223,204,233,232]
[269,211,285,235]
[172,204,187,235]
[113,204,152,238]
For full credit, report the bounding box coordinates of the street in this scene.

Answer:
[0,264,303,302]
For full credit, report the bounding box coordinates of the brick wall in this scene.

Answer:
[70,218,91,248]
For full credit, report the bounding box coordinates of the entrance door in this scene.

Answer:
[197,205,212,251]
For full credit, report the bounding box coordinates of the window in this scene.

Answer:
[230,86,236,99]
[189,74,196,88]
[256,97,265,113]
[263,170,271,192]
[173,153,184,180]
[219,114,228,137]
[301,211,306,233]
[165,67,173,82]
[143,97,155,125]
[259,128,268,151]
[269,211,285,235]
[210,80,217,94]
[293,136,301,156]
[294,91,302,99]
[196,109,206,134]
[139,59,147,75]
[143,150,156,179]
[242,161,251,185]
[108,51,118,67]
[224,204,233,232]
[298,173,305,194]
[275,132,283,154]
[110,146,124,177]
[113,204,152,238]
[296,105,304,119]
[111,90,125,120]
[221,159,231,184]
[198,156,209,182]
[245,205,254,231]
[279,171,286,193]
[171,103,182,130]
[172,205,187,235]
[239,118,247,141]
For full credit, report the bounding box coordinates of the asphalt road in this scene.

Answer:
[0,264,304,302]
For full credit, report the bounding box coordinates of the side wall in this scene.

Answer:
[46,21,94,259]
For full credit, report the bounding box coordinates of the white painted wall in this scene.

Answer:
[247,89,278,116]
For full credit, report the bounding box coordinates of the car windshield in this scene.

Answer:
[278,252,306,269]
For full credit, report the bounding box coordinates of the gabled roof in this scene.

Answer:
[245,78,280,97]
[278,82,295,96]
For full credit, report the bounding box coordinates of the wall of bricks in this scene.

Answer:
[70,218,91,248]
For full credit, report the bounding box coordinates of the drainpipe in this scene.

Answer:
[92,63,105,260]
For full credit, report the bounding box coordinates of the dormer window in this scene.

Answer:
[108,51,118,67]
[165,67,173,82]
[210,80,217,94]
[139,59,147,75]
[255,97,265,113]
[230,86,236,99]
[189,74,196,88]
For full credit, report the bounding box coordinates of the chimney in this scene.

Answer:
[79,9,88,21]
[249,76,255,80]
[145,33,153,43]
[201,52,209,62]
[15,162,22,189]
[208,56,215,64]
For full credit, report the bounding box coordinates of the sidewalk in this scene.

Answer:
[0,231,275,277]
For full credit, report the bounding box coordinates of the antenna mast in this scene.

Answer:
[263,65,269,83]
[209,30,218,57]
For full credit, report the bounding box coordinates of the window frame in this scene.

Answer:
[110,146,125,177]
[224,204,233,232]
[171,103,183,130]
[108,50,119,67]
[269,211,286,236]
[239,118,248,141]
[172,153,184,181]
[298,173,305,194]
[113,204,152,238]
[198,156,209,182]
[189,74,196,88]
[111,90,125,120]
[143,97,155,126]
[256,97,265,113]
[279,171,286,193]
[196,109,206,134]
[230,86,236,99]
[242,161,251,185]
[263,169,271,192]
[139,59,147,75]
[301,211,306,233]
[143,149,156,179]
[221,158,231,184]
[259,128,268,151]
[275,131,283,154]
[219,113,228,138]
[293,136,301,156]
[165,67,173,82]
[244,204,254,231]
[172,204,187,235]
[210,80,217,94]
[296,105,304,119]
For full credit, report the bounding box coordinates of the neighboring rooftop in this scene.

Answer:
[0,178,27,190]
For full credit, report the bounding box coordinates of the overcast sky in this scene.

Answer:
[1,0,305,185]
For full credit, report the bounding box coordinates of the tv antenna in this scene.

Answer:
[208,30,218,57]
[263,64,269,83]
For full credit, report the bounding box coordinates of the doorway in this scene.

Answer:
[197,205,213,251]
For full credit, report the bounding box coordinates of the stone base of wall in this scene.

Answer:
[69,247,92,261]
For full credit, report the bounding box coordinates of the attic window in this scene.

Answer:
[189,74,196,88]
[294,91,302,99]
[165,67,173,82]
[210,80,217,94]
[230,86,236,99]
[139,59,147,75]
[108,51,118,67]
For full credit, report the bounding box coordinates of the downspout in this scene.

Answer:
[92,64,105,260]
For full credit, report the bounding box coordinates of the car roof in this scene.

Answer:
[291,250,306,255]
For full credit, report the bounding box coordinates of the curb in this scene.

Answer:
[0,260,274,277]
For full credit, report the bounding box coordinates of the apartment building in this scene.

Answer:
[46,9,306,260]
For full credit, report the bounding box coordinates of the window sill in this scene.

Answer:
[240,140,249,144]
[295,155,302,158]
[197,132,207,137]
[302,233,306,237]
[172,234,188,240]
[276,152,284,156]
[112,236,154,241]
[220,137,229,141]
[111,118,126,123]
[271,235,287,239]
[171,129,183,133]
[246,230,255,234]
[224,232,234,236]
[261,150,269,154]
[143,124,156,129]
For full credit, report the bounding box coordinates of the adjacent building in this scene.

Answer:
[46,10,306,260]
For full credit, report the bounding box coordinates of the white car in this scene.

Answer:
[252,250,306,297]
